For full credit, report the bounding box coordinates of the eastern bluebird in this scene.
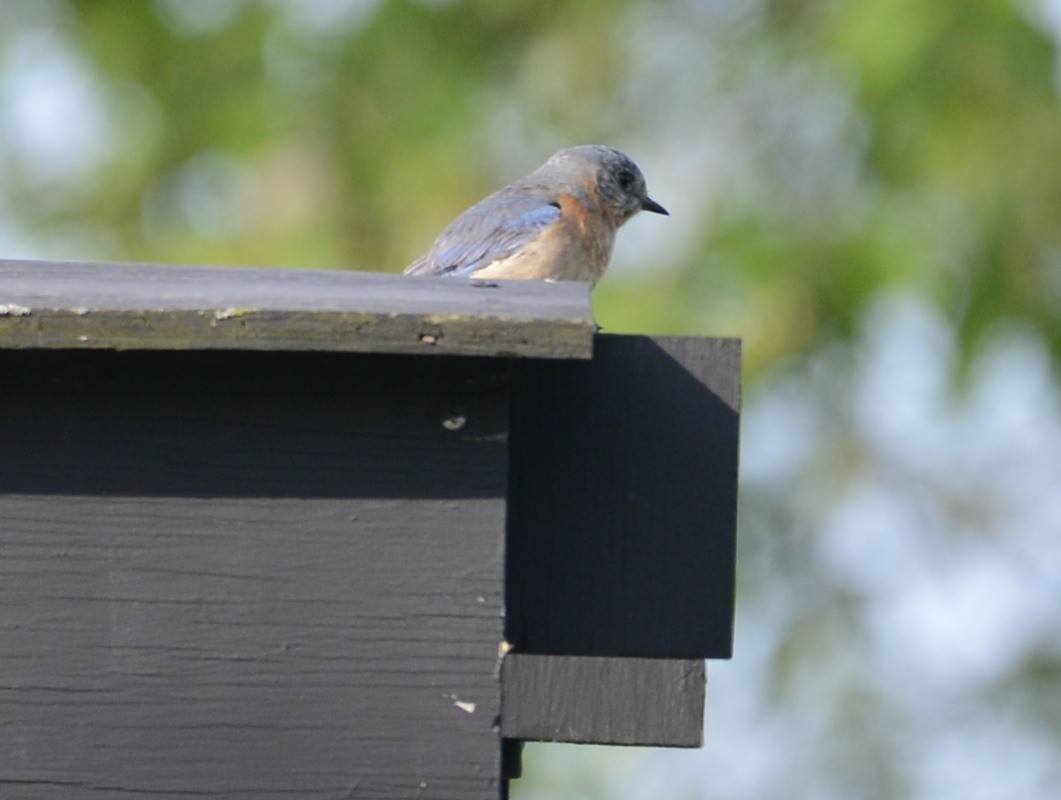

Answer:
[404,145,667,287]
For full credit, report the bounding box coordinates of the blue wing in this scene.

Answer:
[405,189,561,277]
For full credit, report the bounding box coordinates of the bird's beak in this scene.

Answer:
[641,197,669,215]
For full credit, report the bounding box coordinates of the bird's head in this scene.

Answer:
[544,145,668,226]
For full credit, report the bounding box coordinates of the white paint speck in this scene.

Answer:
[445,692,477,714]
[442,415,467,431]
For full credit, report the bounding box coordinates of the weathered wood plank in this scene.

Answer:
[0,259,594,359]
[0,349,509,500]
[0,349,510,799]
[506,334,741,659]
[501,655,705,746]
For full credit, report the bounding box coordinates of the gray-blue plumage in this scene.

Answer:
[405,189,561,278]
[404,145,667,285]
[403,187,564,277]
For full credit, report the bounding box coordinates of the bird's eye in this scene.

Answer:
[616,169,635,191]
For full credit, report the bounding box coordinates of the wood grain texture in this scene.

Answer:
[506,334,741,659]
[0,259,594,359]
[501,655,705,746]
[0,350,510,799]
[0,349,509,500]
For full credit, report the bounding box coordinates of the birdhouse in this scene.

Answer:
[0,259,739,799]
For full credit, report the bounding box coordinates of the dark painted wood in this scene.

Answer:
[501,655,705,746]
[0,350,509,799]
[0,350,509,500]
[1,260,741,794]
[506,334,741,659]
[0,259,594,359]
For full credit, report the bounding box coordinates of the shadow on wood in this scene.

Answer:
[1,349,508,499]
[506,335,740,660]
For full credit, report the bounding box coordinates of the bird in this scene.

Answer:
[403,145,667,287]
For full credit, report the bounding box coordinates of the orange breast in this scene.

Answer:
[469,191,617,285]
